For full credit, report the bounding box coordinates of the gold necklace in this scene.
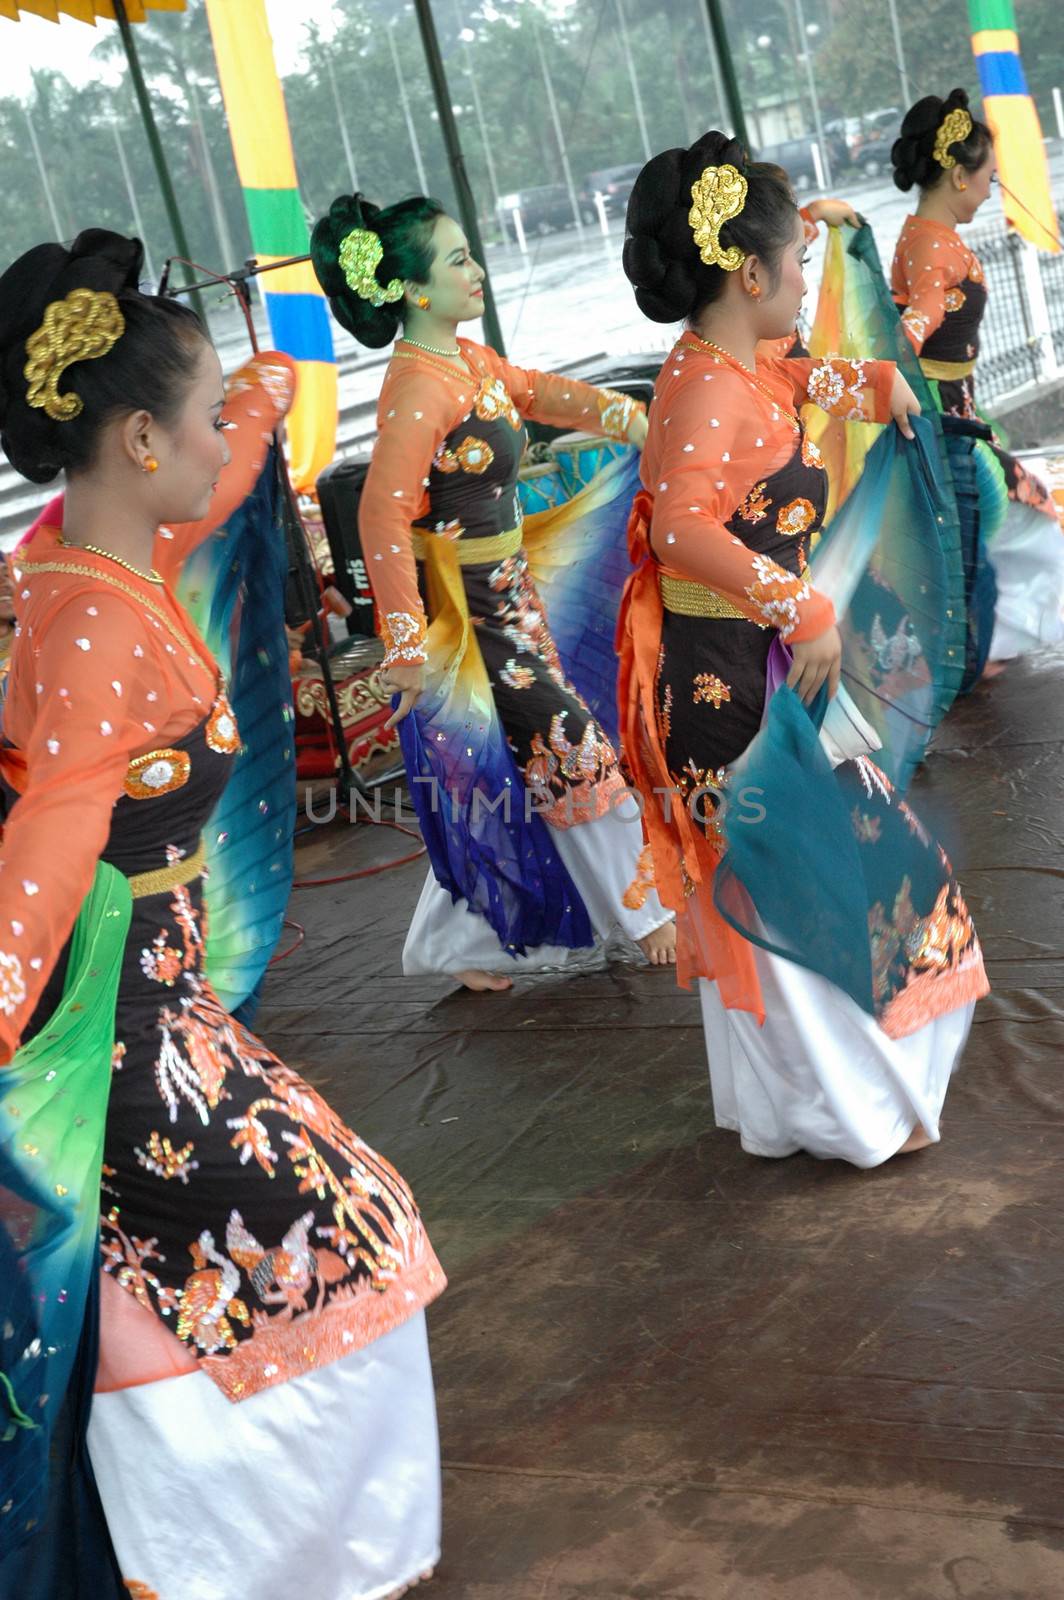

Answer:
[401,335,463,358]
[687,334,800,433]
[58,534,164,586]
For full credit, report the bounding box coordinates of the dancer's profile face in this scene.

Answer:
[421,214,486,325]
[752,210,808,340]
[953,150,996,224]
[140,341,233,524]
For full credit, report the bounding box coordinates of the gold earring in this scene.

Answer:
[416,295,431,310]
[958,181,968,191]
[143,456,158,474]
[748,282,761,298]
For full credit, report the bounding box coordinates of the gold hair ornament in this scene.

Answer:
[24,289,125,423]
[689,164,749,272]
[933,107,973,170]
[338,227,404,307]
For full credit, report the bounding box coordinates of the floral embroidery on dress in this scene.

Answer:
[807,357,872,421]
[801,432,823,469]
[744,555,812,638]
[226,357,295,412]
[206,693,240,755]
[776,497,816,537]
[944,287,966,313]
[901,307,931,345]
[454,436,495,475]
[433,443,460,475]
[140,932,184,987]
[598,389,638,441]
[851,810,882,845]
[176,1231,251,1352]
[379,609,428,668]
[623,843,658,911]
[135,1131,199,1184]
[499,658,536,690]
[737,481,772,524]
[124,747,192,800]
[693,673,731,709]
[656,680,673,743]
[474,376,521,431]
[0,949,27,1016]
[431,518,465,540]
[868,875,919,1004]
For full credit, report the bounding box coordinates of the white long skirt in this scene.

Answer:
[988,454,1064,661]
[87,1310,440,1600]
[700,946,974,1169]
[403,793,672,976]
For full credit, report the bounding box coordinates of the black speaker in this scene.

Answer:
[315,454,377,636]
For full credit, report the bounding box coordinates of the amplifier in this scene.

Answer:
[315,454,377,636]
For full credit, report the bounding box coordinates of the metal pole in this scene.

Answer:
[702,0,748,149]
[696,0,728,128]
[412,0,506,354]
[111,119,157,283]
[614,0,651,161]
[324,52,360,193]
[188,75,237,271]
[530,13,584,233]
[454,9,502,214]
[114,0,195,287]
[791,0,831,189]
[885,0,911,108]
[22,101,64,241]
[386,22,430,193]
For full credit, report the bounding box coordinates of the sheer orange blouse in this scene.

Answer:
[0,352,296,1062]
[642,335,896,640]
[891,214,981,354]
[359,337,642,667]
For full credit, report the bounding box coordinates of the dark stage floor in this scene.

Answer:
[260,644,1064,1600]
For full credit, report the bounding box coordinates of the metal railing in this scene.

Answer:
[967,215,1063,408]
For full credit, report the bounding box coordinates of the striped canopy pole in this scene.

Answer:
[204,0,338,490]
[968,0,1060,252]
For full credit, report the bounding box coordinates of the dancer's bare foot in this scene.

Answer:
[897,1124,934,1155]
[982,660,1008,680]
[639,920,677,967]
[456,968,513,992]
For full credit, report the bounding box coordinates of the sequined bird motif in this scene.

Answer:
[226,1208,347,1315]
[870,615,924,675]
[177,1230,249,1353]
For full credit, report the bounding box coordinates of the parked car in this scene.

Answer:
[756,135,847,192]
[496,185,576,241]
[578,162,643,223]
[849,107,902,177]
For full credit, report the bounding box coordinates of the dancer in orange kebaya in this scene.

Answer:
[618,133,988,1167]
[312,193,675,990]
[0,231,442,1600]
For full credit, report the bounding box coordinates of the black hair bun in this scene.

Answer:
[0,229,201,486]
[891,88,972,192]
[624,131,761,323]
[311,192,399,349]
[0,230,144,438]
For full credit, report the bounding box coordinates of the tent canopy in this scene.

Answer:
[0,2,184,21]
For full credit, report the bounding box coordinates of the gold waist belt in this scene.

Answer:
[659,572,756,622]
[410,525,522,565]
[919,356,976,381]
[128,838,206,900]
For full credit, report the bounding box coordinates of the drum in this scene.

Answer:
[551,431,630,497]
[517,454,570,517]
